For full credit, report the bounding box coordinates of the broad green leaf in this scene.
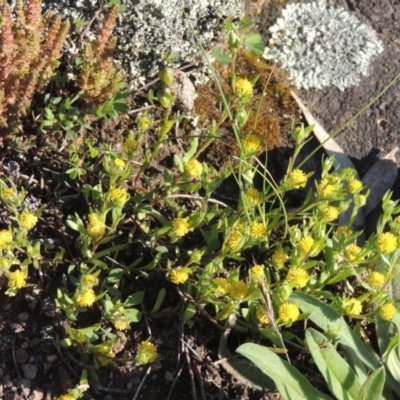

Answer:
[124,291,144,306]
[306,328,362,400]
[358,367,385,400]
[237,343,332,400]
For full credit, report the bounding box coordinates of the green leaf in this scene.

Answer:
[182,136,199,164]
[124,291,144,306]
[245,33,261,44]
[113,102,129,113]
[237,343,332,400]
[358,367,385,400]
[306,328,362,400]
[107,268,124,283]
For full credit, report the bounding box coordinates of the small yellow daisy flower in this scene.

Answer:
[272,247,288,265]
[172,217,190,237]
[289,169,308,189]
[318,179,335,198]
[214,277,230,296]
[110,188,130,205]
[2,188,14,198]
[114,316,130,331]
[250,265,265,281]
[185,159,203,178]
[356,194,367,207]
[367,271,385,289]
[95,344,115,366]
[287,268,310,289]
[0,229,12,250]
[256,305,270,325]
[348,178,362,194]
[322,206,339,222]
[138,116,153,131]
[379,303,397,321]
[345,244,361,261]
[376,232,397,253]
[336,226,353,238]
[20,210,38,230]
[235,78,253,98]
[123,138,138,155]
[229,281,248,300]
[298,236,314,254]
[87,214,106,239]
[250,222,266,239]
[8,270,27,289]
[77,288,96,307]
[227,232,243,250]
[278,302,300,324]
[58,394,76,400]
[114,158,126,169]
[170,267,190,284]
[245,188,261,206]
[343,298,362,316]
[242,134,261,153]
[84,274,98,287]
[135,341,158,365]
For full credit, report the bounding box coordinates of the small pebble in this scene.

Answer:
[18,312,30,322]
[15,349,29,364]
[21,341,29,349]
[31,389,44,400]
[46,355,57,363]
[28,355,35,363]
[21,364,38,380]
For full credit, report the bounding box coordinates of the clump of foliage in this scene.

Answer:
[0,0,70,131]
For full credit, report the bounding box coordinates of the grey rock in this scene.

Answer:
[21,364,38,380]
[15,349,29,364]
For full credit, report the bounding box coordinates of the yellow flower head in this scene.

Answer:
[83,274,98,287]
[114,316,130,331]
[138,116,153,131]
[170,267,190,284]
[367,271,385,289]
[379,303,397,321]
[272,247,288,265]
[322,206,339,222]
[376,232,397,253]
[298,236,314,254]
[348,178,363,194]
[343,298,362,316]
[20,210,38,230]
[227,232,243,250]
[250,265,265,281]
[245,188,261,206]
[356,194,367,207]
[58,394,76,400]
[114,158,126,169]
[278,302,300,325]
[229,280,248,300]
[185,159,203,178]
[213,277,230,296]
[135,341,158,365]
[256,305,270,325]
[77,288,96,307]
[318,179,335,198]
[123,138,138,155]
[8,270,27,289]
[0,229,13,250]
[287,267,310,289]
[289,169,308,189]
[235,78,253,98]
[87,214,106,239]
[2,188,14,198]
[336,226,353,238]
[172,217,190,237]
[250,222,266,239]
[242,134,261,153]
[345,244,361,261]
[95,345,115,366]
[110,188,130,205]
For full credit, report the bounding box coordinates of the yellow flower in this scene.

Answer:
[376,232,397,253]
[272,247,288,265]
[110,188,130,205]
[227,232,243,250]
[318,179,335,198]
[58,394,76,400]
[356,194,367,207]
[242,134,260,153]
[287,268,310,289]
[138,116,153,131]
[123,138,138,155]
[250,265,265,281]
[343,298,362,316]
[214,277,230,296]
[229,281,248,299]
[2,188,14,198]
[322,206,339,222]
[8,270,27,289]
[250,222,266,239]
[135,341,158,365]
[0,229,12,250]
[95,344,115,366]
[114,158,125,169]
[345,244,361,261]
[245,188,261,206]
[348,178,362,194]
[87,214,106,239]
[77,288,96,307]
[379,303,397,321]
[185,159,203,178]
[84,274,98,287]
[114,316,130,331]
[336,226,353,238]
[170,267,190,284]
[298,236,314,254]
[289,169,308,189]
[20,210,38,230]
[172,217,190,237]
[235,78,253,98]
[256,305,269,325]
[278,302,300,324]
[367,271,385,289]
